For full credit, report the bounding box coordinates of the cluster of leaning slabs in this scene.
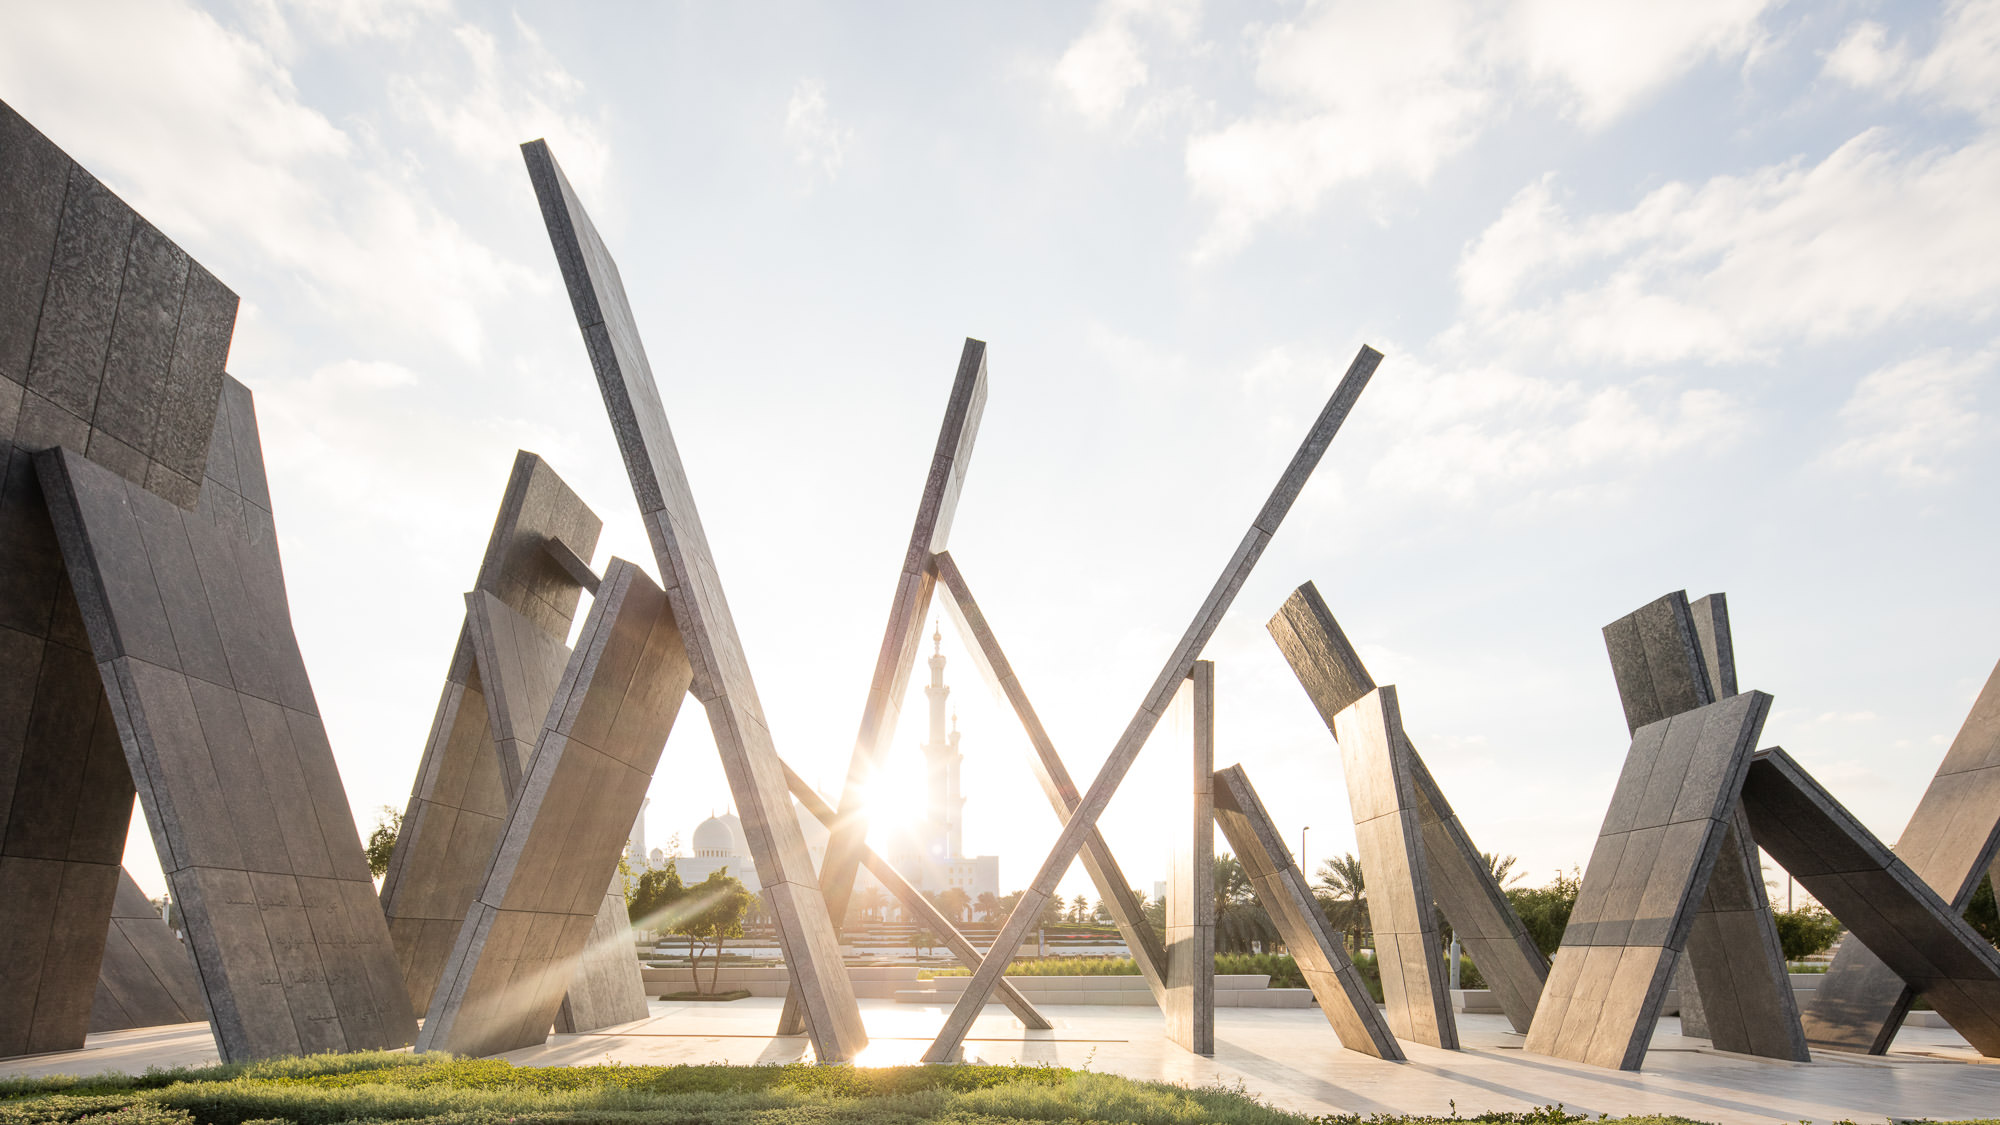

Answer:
[2,95,1996,1073]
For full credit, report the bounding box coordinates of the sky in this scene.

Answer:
[2,0,1995,910]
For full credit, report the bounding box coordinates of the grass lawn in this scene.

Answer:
[1,1052,1985,1125]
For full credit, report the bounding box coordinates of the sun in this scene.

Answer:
[855,756,929,842]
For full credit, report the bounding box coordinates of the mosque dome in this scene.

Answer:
[692,815,735,857]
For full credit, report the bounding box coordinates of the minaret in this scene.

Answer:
[921,624,965,873]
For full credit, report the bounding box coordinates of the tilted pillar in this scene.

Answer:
[1600,591,1807,1061]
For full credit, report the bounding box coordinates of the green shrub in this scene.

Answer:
[1506,870,1580,959]
[1772,906,1844,960]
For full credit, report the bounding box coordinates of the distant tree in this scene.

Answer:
[1070,894,1089,923]
[938,887,971,924]
[1315,853,1368,953]
[973,892,999,922]
[628,861,686,937]
[914,927,937,957]
[1141,891,1165,946]
[364,806,402,880]
[1967,874,2000,949]
[1214,854,1277,953]
[674,868,751,994]
[852,883,889,926]
[1484,852,1523,888]
[1773,905,1845,961]
[1038,894,1066,930]
[1506,867,1581,959]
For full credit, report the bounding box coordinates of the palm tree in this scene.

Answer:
[1214,854,1277,953]
[937,886,971,924]
[852,883,888,926]
[1315,852,1369,954]
[1484,852,1524,888]
[973,891,999,922]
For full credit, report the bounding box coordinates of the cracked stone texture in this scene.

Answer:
[1,97,239,1059]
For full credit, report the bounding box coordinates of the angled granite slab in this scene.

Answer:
[523,138,866,1059]
[1,96,236,1058]
[1166,662,1216,1055]
[1741,747,2000,1057]
[1212,764,1402,1060]
[778,341,986,1037]
[1803,659,2000,1053]
[1601,591,1806,1061]
[934,550,1170,1003]
[417,557,692,1058]
[90,867,204,1032]
[379,451,602,1015]
[1334,686,1457,1049]
[922,344,1382,1062]
[1269,582,1547,1035]
[36,377,416,1062]
[1524,692,1772,1071]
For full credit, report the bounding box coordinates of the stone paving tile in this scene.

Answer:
[12,1000,2000,1124]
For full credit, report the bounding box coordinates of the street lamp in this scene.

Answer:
[1301,826,1311,873]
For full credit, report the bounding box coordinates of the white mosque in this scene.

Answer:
[627,626,999,913]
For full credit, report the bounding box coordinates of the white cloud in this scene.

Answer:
[1454,129,2000,365]
[0,0,546,363]
[784,78,852,186]
[390,15,611,198]
[1823,0,2000,123]
[1050,0,1199,125]
[1358,361,1745,504]
[1176,0,1768,258]
[1509,0,1768,128]
[1241,347,1744,505]
[1822,347,1991,484]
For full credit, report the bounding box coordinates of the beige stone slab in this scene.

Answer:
[39,417,413,1063]
[1271,583,1546,1035]
[1212,763,1402,1060]
[920,346,1382,1063]
[525,140,866,1061]
[1524,693,1771,1071]
[416,558,690,1058]
[1600,591,1805,1061]
[933,551,1169,1003]
[1166,662,1215,1055]
[1741,747,2000,1058]
[380,453,602,1016]
[1808,657,2000,1053]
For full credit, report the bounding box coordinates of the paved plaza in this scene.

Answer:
[6,998,1997,1123]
